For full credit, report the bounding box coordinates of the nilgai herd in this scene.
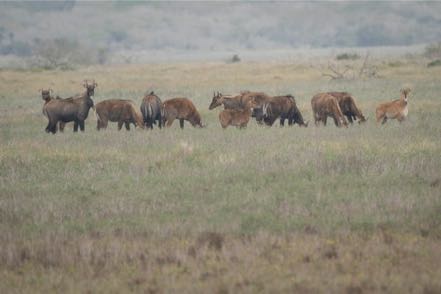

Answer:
[41,80,411,133]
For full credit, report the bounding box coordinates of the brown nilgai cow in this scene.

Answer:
[41,88,66,132]
[140,91,162,129]
[218,99,258,129]
[261,95,308,127]
[376,88,411,124]
[209,92,244,110]
[43,80,96,134]
[95,99,144,131]
[161,98,204,129]
[327,92,367,124]
[311,93,348,127]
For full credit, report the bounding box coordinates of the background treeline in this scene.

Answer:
[1,1,441,68]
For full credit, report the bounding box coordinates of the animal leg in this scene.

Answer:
[59,122,65,132]
[179,119,185,129]
[48,121,57,134]
[125,122,130,130]
[323,116,327,126]
[280,118,285,127]
[381,117,387,125]
[79,120,85,132]
[158,117,162,129]
[74,121,79,132]
[166,118,174,128]
[117,121,123,130]
[346,115,353,124]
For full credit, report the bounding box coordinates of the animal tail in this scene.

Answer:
[148,104,153,119]
[142,104,149,123]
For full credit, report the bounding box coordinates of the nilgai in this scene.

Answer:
[43,80,96,134]
[140,91,162,129]
[161,98,204,129]
[95,99,144,130]
[376,88,411,124]
[261,95,308,127]
[218,99,257,129]
[40,88,65,132]
[311,93,348,127]
[327,92,367,124]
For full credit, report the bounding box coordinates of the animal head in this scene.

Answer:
[245,98,258,110]
[358,116,368,124]
[400,88,411,100]
[209,92,224,110]
[40,88,52,101]
[83,79,98,97]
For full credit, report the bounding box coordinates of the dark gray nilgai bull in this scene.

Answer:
[43,80,97,134]
[140,91,163,129]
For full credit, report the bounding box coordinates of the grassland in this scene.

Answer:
[1,56,441,293]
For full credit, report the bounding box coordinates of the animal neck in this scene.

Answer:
[400,92,408,103]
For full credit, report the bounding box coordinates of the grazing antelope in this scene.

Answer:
[218,99,257,129]
[327,92,367,124]
[161,98,204,129]
[376,88,411,124]
[140,91,163,129]
[311,93,348,127]
[261,95,308,127]
[95,99,144,131]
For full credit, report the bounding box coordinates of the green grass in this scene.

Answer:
[1,59,441,292]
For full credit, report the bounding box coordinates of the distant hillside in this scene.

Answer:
[0,1,440,67]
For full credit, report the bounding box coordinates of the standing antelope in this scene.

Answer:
[43,80,96,134]
[140,91,163,129]
[40,88,66,132]
[218,99,257,129]
[376,88,411,124]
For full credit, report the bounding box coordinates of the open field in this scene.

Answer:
[1,57,441,293]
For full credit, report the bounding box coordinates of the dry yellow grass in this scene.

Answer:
[1,57,441,292]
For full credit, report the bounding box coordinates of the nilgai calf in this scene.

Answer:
[311,93,348,127]
[95,99,144,130]
[162,98,204,129]
[376,88,411,124]
[43,80,96,134]
[218,99,257,129]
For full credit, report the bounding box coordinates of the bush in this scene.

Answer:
[427,59,441,67]
[229,54,241,63]
[336,53,360,61]
[423,43,441,59]
[30,38,108,70]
